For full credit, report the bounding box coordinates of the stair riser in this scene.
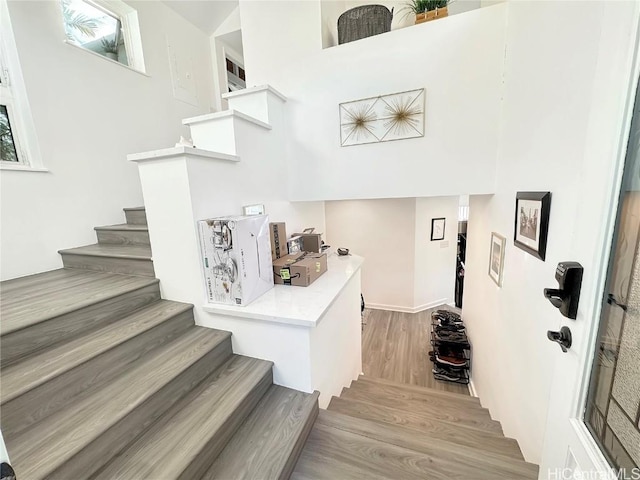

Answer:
[350,380,484,411]
[179,370,273,480]
[1,309,194,439]
[356,376,482,406]
[96,229,150,246]
[280,401,319,480]
[350,375,482,408]
[61,253,154,277]
[0,283,161,367]
[341,387,501,433]
[47,335,234,480]
[125,210,147,226]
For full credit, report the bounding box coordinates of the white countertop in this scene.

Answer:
[202,253,363,327]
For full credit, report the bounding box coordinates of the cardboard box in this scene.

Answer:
[292,232,323,253]
[269,222,287,260]
[198,215,274,305]
[273,252,328,287]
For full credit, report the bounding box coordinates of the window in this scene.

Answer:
[0,105,20,162]
[0,39,26,165]
[0,1,45,170]
[61,0,146,73]
[225,57,245,92]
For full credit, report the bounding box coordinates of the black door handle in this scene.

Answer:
[547,326,572,353]
[607,293,627,311]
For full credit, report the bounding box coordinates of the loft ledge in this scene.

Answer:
[202,253,364,327]
[127,146,240,163]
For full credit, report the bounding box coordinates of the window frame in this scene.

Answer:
[0,3,45,171]
[61,0,146,74]
[0,99,26,165]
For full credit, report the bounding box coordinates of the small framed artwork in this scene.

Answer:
[489,232,506,286]
[431,217,446,241]
[514,191,551,261]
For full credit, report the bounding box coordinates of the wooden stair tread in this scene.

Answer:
[316,410,537,478]
[205,385,319,480]
[0,268,89,294]
[328,396,522,458]
[58,243,152,260]
[94,355,273,479]
[341,386,500,432]
[8,327,231,479]
[357,375,480,405]
[94,223,148,232]
[0,269,159,335]
[292,423,473,480]
[1,299,192,404]
[292,421,532,480]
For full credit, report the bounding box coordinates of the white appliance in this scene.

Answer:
[198,215,274,306]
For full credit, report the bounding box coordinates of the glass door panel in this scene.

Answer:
[585,86,640,474]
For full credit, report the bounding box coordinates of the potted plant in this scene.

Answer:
[403,0,448,25]
[101,38,119,61]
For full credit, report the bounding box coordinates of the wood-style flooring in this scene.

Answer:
[292,306,541,479]
[361,306,469,395]
[292,376,538,480]
[1,206,319,479]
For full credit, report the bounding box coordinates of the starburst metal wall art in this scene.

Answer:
[339,88,425,147]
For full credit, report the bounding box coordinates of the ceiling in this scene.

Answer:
[163,0,239,36]
[218,30,243,55]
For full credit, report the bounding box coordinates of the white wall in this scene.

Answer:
[414,196,458,309]
[239,0,322,87]
[325,198,416,309]
[462,1,636,464]
[1,1,214,280]
[309,269,363,407]
[240,3,507,201]
[325,196,458,311]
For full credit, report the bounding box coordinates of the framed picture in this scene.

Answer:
[514,191,551,261]
[431,217,445,241]
[488,232,506,286]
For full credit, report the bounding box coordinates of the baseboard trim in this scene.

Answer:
[367,299,448,314]
[468,378,478,398]
[414,299,449,312]
[366,303,414,313]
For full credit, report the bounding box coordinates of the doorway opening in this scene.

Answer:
[455,196,469,308]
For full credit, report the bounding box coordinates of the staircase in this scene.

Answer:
[0,207,318,479]
[292,376,539,480]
